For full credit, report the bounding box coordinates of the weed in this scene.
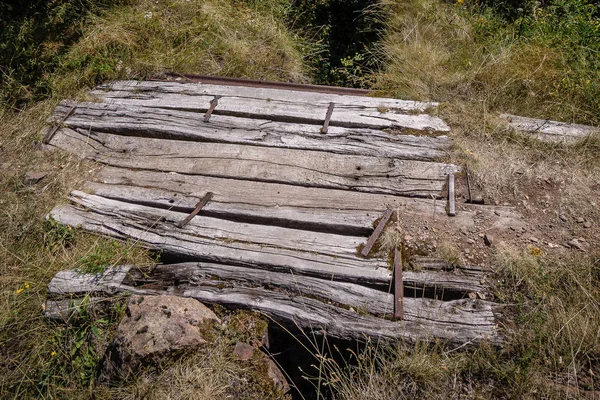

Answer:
[434,241,463,268]
[43,215,75,251]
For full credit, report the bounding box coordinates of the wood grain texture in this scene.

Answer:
[501,114,599,143]
[48,192,488,294]
[50,101,450,161]
[49,127,455,197]
[90,167,523,236]
[96,80,439,112]
[89,81,450,132]
[46,265,501,344]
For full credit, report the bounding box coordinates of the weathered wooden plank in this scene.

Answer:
[501,114,599,143]
[48,198,487,294]
[88,167,526,237]
[89,82,450,132]
[67,191,365,259]
[49,127,455,197]
[97,80,439,113]
[84,181,379,235]
[47,264,495,323]
[46,265,500,344]
[51,101,450,161]
[136,263,494,322]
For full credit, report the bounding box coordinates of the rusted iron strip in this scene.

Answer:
[361,207,393,257]
[44,104,76,144]
[447,172,456,216]
[394,247,403,320]
[203,96,220,122]
[176,192,213,228]
[465,165,473,204]
[160,72,373,96]
[321,102,335,134]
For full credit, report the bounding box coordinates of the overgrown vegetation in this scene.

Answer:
[375,0,600,124]
[1,0,600,398]
[314,249,600,399]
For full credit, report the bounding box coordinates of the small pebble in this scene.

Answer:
[584,221,592,228]
[483,234,493,247]
[529,237,539,243]
[576,217,585,223]
[559,214,568,222]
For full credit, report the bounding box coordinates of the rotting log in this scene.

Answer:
[48,193,488,295]
[48,127,456,198]
[88,81,450,132]
[45,265,501,345]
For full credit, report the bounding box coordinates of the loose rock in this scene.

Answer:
[576,217,585,223]
[559,214,568,222]
[233,342,255,361]
[567,239,585,251]
[24,171,48,185]
[483,234,493,247]
[584,221,592,229]
[102,295,219,379]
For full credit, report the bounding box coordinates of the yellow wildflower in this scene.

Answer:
[457,0,465,4]
[529,246,542,258]
[16,288,24,294]
[51,351,57,357]
[24,283,30,289]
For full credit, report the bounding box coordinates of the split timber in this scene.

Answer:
[44,79,508,346]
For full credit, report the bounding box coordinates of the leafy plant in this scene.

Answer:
[43,215,75,250]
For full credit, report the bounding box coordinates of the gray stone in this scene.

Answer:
[529,237,539,243]
[567,239,585,251]
[559,214,568,222]
[103,295,219,378]
[23,171,48,185]
[584,221,592,229]
[576,217,585,223]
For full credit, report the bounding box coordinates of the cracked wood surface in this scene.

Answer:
[48,191,487,295]
[46,265,500,345]
[90,81,449,132]
[51,101,450,161]
[49,127,456,197]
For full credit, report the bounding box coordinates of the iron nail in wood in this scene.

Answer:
[44,104,77,144]
[465,165,473,204]
[176,192,213,228]
[394,246,403,320]
[361,207,394,257]
[447,172,456,217]
[321,102,335,134]
[203,96,220,122]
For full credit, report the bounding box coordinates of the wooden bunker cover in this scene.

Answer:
[44,78,506,346]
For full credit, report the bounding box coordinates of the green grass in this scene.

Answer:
[374,0,600,125]
[1,0,600,398]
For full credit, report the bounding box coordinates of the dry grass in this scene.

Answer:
[51,0,308,98]
[442,101,600,221]
[0,0,309,397]
[112,335,282,400]
[373,0,600,125]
